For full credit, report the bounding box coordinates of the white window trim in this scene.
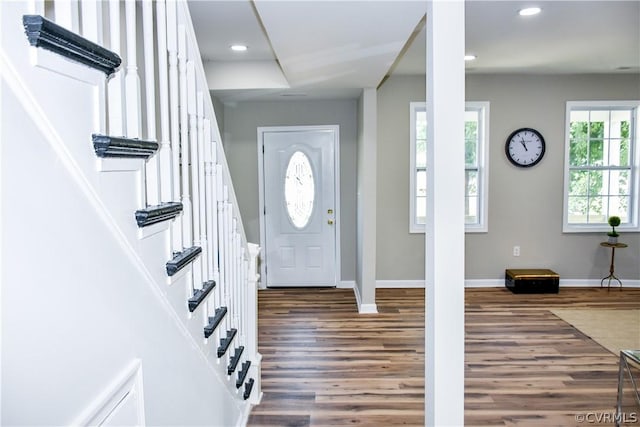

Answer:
[562,100,640,233]
[409,101,425,233]
[465,101,490,233]
[409,101,490,233]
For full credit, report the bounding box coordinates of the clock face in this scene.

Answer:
[505,128,546,167]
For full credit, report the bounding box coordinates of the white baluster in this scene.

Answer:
[77,0,106,134]
[80,0,102,44]
[166,0,182,251]
[142,0,159,207]
[234,227,240,332]
[197,93,208,284]
[240,252,247,347]
[156,0,172,204]
[107,0,124,136]
[215,163,224,311]
[28,0,45,16]
[246,243,260,360]
[226,198,233,332]
[223,186,231,331]
[212,150,220,282]
[124,0,141,139]
[231,218,237,329]
[178,26,191,249]
[204,121,215,281]
[187,60,201,289]
[54,0,79,31]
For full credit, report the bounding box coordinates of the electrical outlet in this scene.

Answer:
[513,246,520,257]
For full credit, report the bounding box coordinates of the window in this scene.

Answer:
[564,101,640,232]
[409,101,490,233]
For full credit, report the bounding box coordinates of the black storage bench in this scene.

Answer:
[505,269,559,294]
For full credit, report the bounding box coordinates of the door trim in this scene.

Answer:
[257,125,341,288]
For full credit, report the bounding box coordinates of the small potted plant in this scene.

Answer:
[607,215,621,244]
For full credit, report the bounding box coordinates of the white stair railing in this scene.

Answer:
[33,0,261,408]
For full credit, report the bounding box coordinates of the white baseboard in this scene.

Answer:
[560,279,640,288]
[376,280,425,288]
[353,283,378,314]
[338,280,355,289]
[464,279,501,288]
[376,279,640,289]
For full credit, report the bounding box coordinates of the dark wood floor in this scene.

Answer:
[247,287,640,426]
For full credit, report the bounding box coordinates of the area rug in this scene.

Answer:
[551,309,640,355]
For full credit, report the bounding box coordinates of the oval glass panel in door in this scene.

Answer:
[284,151,315,228]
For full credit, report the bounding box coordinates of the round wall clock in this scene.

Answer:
[505,128,546,168]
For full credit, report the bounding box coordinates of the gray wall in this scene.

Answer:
[377,75,426,280]
[210,92,225,135]
[220,99,358,282]
[377,73,640,281]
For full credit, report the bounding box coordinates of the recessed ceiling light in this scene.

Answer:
[519,7,541,16]
[464,55,477,61]
[230,44,248,52]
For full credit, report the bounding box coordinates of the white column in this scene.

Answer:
[356,88,378,313]
[425,1,465,426]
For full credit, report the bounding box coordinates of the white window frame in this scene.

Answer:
[409,102,426,233]
[563,101,640,233]
[409,101,490,233]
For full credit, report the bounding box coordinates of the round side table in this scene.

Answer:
[600,242,628,290]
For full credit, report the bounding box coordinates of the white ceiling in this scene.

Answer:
[188,0,640,103]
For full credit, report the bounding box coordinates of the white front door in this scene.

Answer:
[260,126,338,287]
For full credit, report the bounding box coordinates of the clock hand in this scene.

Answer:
[520,138,528,151]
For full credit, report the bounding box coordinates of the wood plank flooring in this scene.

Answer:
[247,287,640,426]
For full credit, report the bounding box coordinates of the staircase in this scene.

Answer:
[1,1,260,425]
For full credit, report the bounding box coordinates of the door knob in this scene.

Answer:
[328,220,334,225]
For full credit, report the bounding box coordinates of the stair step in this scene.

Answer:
[243,378,255,401]
[22,15,121,76]
[227,346,245,375]
[166,246,201,276]
[204,307,227,339]
[188,280,216,312]
[236,360,251,389]
[217,328,237,358]
[92,134,159,159]
[135,202,182,227]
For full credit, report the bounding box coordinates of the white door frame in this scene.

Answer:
[257,125,341,288]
